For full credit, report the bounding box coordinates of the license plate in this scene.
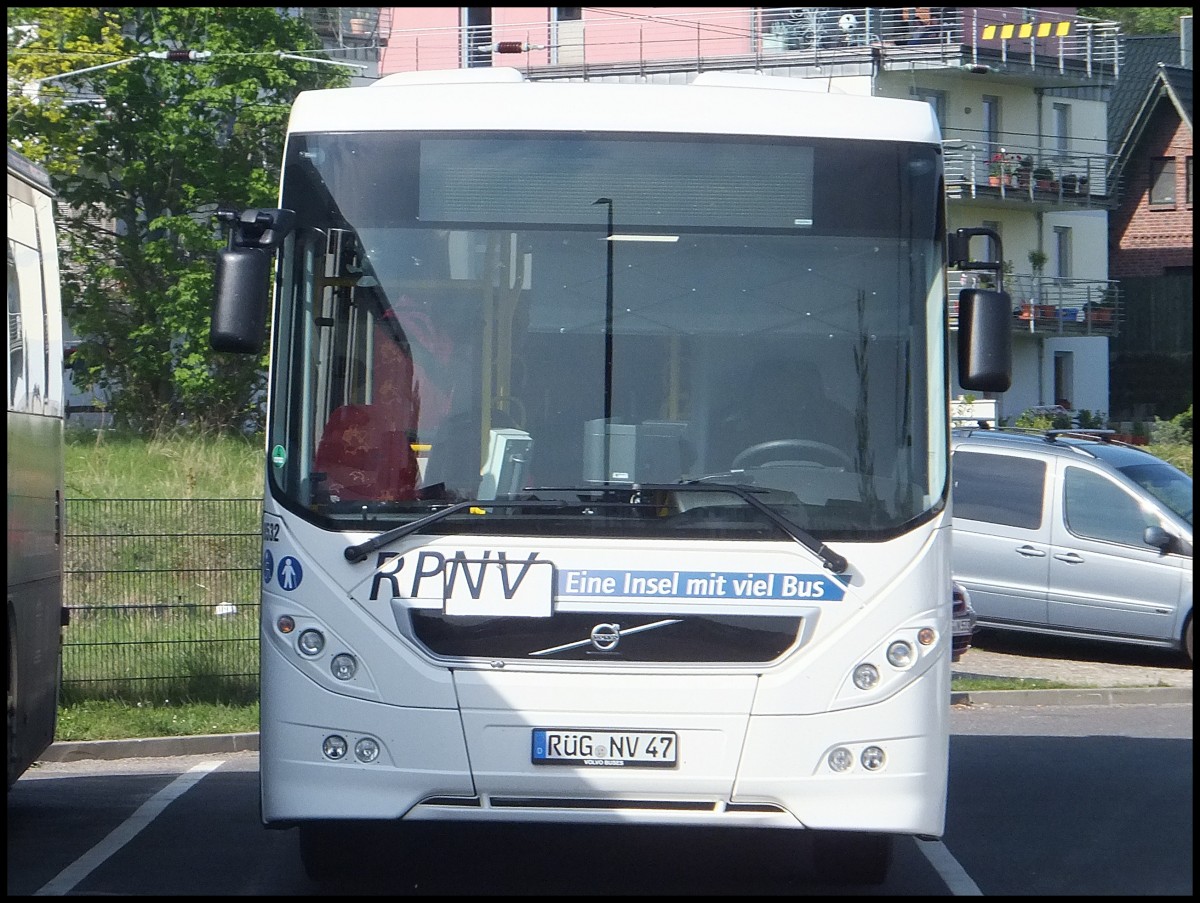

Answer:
[952,617,975,634]
[531,729,678,767]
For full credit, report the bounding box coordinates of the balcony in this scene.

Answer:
[302,7,391,46]
[950,276,1121,338]
[382,8,1122,86]
[944,137,1117,209]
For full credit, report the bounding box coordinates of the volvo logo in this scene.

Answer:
[590,623,621,651]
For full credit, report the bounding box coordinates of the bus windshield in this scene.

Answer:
[269,131,947,541]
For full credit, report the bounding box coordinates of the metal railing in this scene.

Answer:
[950,276,1120,336]
[943,136,1117,205]
[62,498,262,702]
[379,7,1122,79]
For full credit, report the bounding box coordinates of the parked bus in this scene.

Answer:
[213,69,1011,883]
[7,147,67,788]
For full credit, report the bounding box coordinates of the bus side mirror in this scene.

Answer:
[958,288,1012,392]
[211,207,295,355]
[212,248,271,354]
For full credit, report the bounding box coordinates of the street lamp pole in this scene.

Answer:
[593,197,615,483]
[594,197,615,424]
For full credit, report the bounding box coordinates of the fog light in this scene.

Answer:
[917,627,936,646]
[355,738,380,763]
[298,629,325,656]
[852,663,880,690]
[331,653,357,681]
[277,616,295,634]
[861,746,886,771]
[828,747,854,772]
[886,640,914,668]
[322,735,347,760]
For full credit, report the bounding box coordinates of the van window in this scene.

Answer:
[1063,467,1156,546]
[952,451,1046,529]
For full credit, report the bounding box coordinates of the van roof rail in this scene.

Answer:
[1044,429,1116,443]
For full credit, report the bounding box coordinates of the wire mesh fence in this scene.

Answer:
[63,498,262,703]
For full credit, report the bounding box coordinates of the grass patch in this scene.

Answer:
[56,700,259,742]
[66,425,263,499]
[951,675,1078,691]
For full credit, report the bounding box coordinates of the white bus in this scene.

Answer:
[8,147,66,788]
[213,69,1011,884]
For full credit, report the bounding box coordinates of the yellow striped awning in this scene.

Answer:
[981,22,1071,40]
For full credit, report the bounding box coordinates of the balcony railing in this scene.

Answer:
[381,7,1122,81]
[950,276,1120,337]
[943,136,1117,206]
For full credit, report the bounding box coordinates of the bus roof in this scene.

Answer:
[288,69,940,144]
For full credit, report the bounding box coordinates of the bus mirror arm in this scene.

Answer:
[217,207,295,250]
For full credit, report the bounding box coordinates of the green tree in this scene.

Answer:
[1078,7,1191,35]
[7,8,350,431]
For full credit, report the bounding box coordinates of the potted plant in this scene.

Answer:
[1032,164,1055,192]
[987,154,1004,186]
[1015,154,1033,188]
[988,150,1015,186]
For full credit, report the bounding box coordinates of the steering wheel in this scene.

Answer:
[731,439,853,470]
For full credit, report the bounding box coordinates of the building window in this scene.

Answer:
[983,95,1001,161]
[1052,103,1070,161]
[1052,226,1071,279]
[982,219,1001,266]
[910,87,946,128]
[1148,157,1176,206]
[1187,156,1193,206]
[554,7,582,21]
[463,7,493,68]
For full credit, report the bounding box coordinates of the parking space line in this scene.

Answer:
[34,760,225,896]
[917,837,983,895]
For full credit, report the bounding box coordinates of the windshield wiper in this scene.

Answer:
[643,481,850,574]
[344,484,850,575]
[344,499,568,563]
[523,482,850,574]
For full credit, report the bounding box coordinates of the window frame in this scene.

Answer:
[1148,156,1177,207]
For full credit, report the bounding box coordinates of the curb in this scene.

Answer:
[41,732,259,763]
[952,685,1192,707]
[40,687,1191,763]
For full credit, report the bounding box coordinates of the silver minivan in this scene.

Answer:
[950,428,1193,662]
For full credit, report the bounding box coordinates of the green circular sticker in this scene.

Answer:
[271,445,287,468]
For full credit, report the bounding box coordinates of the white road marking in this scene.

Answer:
[35,759,224,896]
[917,837,983,895]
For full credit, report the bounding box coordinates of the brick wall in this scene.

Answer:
[1111,107,1193,279]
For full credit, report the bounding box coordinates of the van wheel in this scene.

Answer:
[812,831,893,885]
[1184,616,1193,664]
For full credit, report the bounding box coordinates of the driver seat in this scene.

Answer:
[314,404,419,502]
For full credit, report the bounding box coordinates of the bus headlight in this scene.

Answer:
[355,738,380,763]
[298,629,325,656]
[828,747,854,772]
[330,653,357,681]
[322,735,348,760]
[852,663,880,690]
[861,746,886,770]
[886,640,914,668]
